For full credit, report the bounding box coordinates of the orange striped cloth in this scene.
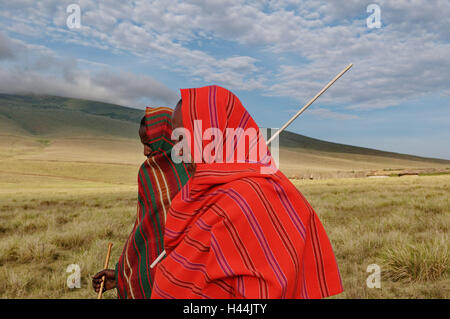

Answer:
[115,107,191,298]
[151,86,343,299]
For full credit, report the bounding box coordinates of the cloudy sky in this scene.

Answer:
[0,0,449,159]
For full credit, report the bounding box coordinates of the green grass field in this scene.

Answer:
[0,94,449,298]
[0,165,448,298]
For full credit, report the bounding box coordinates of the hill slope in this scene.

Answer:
[0,94,142,138]
[1,93,449,178]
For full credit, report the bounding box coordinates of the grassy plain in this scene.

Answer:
[0,94,448,298]
[0,155,448,298]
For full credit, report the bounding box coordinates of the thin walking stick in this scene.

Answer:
[266,63,353,145]
[150,250,166,269]
[150,64,353,269]
[97,242,113,299]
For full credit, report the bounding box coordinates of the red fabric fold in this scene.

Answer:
[152,86,343,299]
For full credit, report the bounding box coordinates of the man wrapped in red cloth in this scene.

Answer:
[92,107,192,298]
[150,85,343,299]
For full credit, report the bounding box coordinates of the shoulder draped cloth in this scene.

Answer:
[115,107,191,299]
[151,85,343,299]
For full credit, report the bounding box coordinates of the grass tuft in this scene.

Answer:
[381,236,449,282]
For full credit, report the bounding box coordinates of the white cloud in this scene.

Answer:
[0,64,180,108]
[0,32,179,107]
[289,107,359,120]
[0,0,449,110]
[0,32,15,60]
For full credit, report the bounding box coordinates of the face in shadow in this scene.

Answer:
[172,99,196,176]
[139,119,152,158]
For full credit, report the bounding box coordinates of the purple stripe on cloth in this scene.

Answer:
[302,261,309,299]
[210,233,235,277]
[196,218,213,231]
[218,188,288,298]
[237,276,245,297]
[208,85,219,129]
[226,112,251,162]
[165,227,190,239]
[268,179,307,240]
[170,250,207,273]
[153,281,175,299]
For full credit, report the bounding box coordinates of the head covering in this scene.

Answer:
[141,106,175,156]
[152,85,343,299]
[115,107,191,299]
[177,85,272,166]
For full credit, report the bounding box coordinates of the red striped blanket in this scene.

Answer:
[151,86,343,298]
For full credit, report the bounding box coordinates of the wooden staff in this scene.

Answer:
[97,242,113,299]
[266,63,353,145]
[149,64,353,270]
[150,250,166,269]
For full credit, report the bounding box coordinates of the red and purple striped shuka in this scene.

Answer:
[115,107,191,298]
[151,86,343,299]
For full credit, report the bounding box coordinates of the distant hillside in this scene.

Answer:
[279,131,449,165]
[1,93,449,178]
[0,94,142,138]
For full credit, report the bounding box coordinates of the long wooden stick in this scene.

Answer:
[150,250,166,269]
[149,64,353,270]
[266,63,353,145]
[97,242,113,299]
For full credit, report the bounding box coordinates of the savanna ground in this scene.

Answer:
[0,135,448,298]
